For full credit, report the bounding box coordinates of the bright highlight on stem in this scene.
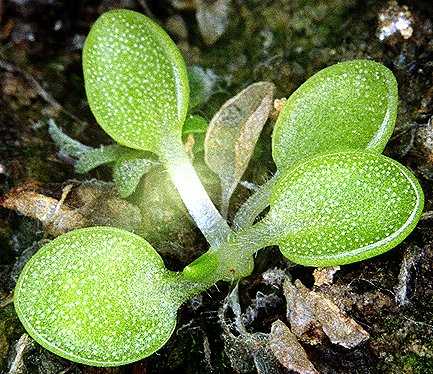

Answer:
[162,139,231,246]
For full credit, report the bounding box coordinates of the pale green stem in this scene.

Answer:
[180,219,275,290]
[160,136,231,247]
[233,174,278,230]
[220,183,234,219]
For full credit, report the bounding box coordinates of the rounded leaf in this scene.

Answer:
[14,227,179,366]
[268,152,423,266]
[272,60,398,170]
[83,10,189,153]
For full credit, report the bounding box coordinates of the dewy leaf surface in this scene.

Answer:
[75,145,125,174]
[14,227,180,366]
[205,82,275,215]
[83,9,189,153]
[272,60,398,171]
[268,151,424,266]
[48,119,91,158]
[113,155,154,198]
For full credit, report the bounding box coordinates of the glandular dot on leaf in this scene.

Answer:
[268,151,423,266]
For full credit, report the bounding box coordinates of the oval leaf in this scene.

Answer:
[83,9,189,153]
[268,151,423,266]
[272,60,398,171]
[14,227,180,366]
[205,81,275,215]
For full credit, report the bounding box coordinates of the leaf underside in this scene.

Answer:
[14,227,178,366]
[269,151,423,266]
[83,9,189,153]
[205,81,275,215]
[272,60,398,171]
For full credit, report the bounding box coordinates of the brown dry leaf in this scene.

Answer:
[171,0,197,10]
[270,98,287,120]
[8,334,34,374]
[196,0,230,45]
[283,278,322,344]
[284,278,369,349]
[313,266,340,287]
[204,81,275,216]
[269,320,318,374]
[1,181,142,236]
[1,183,84,236]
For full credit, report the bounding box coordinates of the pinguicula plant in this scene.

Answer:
[13,9,424,367]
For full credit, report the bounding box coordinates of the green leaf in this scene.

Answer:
[267,151,423,266]
[113,156,155,198]
[83,9,189,153]
[183,114,208,136]
[204,81,275,216]
[75,145,125,173]
[272,60,398,171]
[14,227,181,366]
[48,119,91,158]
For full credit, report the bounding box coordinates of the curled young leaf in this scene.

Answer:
[49,120,145,176]
[113,156,155,198]
[183,114,208,136]
[75,145,124,174]
[14,227,181,366]
[48,119,91,158]
[272,60,398,171]
[267,151,424,266]
[83,9,189,153]
[187,66,218,109]
[205,82,275,216]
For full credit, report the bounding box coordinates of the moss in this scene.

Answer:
[400,353,433,374]
[0,304,24,371]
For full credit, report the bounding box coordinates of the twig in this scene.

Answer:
[0,293,13,308]
[390,118,431,142]
[421,211,433,220]
[402,315,433,329]
[0,59,87,126]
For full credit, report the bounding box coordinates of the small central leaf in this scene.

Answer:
[113,155,155,198]
[14,227,180,366]
[204,81,275,215]
[83,10,189,153]
[268,151,423,266]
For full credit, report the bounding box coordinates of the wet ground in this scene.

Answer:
[1,0,433,373]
